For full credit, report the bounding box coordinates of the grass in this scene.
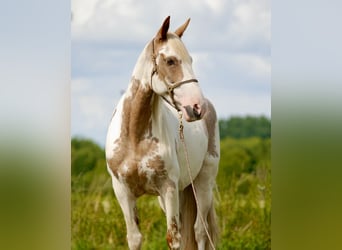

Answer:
[72,138,271,249]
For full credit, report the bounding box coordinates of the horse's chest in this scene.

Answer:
[108,138,167,197]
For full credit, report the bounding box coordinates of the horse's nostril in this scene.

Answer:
[193,104,201,119]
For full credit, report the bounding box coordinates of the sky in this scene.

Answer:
[71,0,270,146]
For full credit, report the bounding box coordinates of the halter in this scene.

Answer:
[150,39,198,111]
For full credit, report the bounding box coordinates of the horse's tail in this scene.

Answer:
[180,185,219,250]
[205,200,219,250]
[180,185,197,250]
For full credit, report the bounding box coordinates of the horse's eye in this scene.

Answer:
[166,58,175,66]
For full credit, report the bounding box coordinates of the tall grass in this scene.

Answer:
[72,137,271,249]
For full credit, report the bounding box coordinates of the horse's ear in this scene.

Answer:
[174,18,191,38]
[156,16,170,41]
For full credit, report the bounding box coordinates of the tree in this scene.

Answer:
[71,137,105,176]
[219,116,271,139]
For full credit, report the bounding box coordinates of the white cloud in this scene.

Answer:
[71,0,98,26]
[72,77,118,132]
[72,0,161,42]
[210,90,271,118]
[204,0,225,14]
[72,0,270,49]
[233,53,271,79]
[231,0,271,43]
[71,77,91,93]
[190,51,270,91]
[77,95,107,129]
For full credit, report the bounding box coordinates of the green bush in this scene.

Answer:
[71,137,105,176]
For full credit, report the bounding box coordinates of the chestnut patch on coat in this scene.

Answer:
[203,99,219,157]
[108,78,167,197]
[166,216,180,249]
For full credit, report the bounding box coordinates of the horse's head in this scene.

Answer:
[150,16,207,122]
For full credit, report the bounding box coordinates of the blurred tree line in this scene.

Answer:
[219,115,270,139]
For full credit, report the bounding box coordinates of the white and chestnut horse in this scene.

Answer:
[106,16,220,250]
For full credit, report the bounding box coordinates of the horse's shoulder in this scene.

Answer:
[203,98,218,130]
[202,98,219,157]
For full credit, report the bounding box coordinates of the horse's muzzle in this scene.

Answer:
[183,104,204,121]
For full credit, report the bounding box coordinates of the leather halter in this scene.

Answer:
[150,39,198,111]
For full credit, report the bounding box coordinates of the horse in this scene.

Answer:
[105,16,220,250]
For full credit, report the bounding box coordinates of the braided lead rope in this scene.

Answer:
[178,112,216,250]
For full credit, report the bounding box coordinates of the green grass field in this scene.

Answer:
[72,137,271,249]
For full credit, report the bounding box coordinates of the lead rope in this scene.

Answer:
[178,112,216,250]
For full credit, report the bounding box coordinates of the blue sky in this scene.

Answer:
[71,0,270,146]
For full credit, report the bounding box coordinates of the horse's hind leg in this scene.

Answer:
[193,156,219,250]
[111,176,142,250]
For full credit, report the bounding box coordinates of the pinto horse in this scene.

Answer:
[105,16,220,250]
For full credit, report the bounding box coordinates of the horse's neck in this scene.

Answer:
[121,78,154,148]
[121,42,177,147]
[151,96,179,143]
[121,45,156,147]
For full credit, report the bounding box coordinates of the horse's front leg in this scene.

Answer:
[111,175,142,250]
[160,179,181,250]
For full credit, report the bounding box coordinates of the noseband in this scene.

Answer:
[150,39,198,111]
